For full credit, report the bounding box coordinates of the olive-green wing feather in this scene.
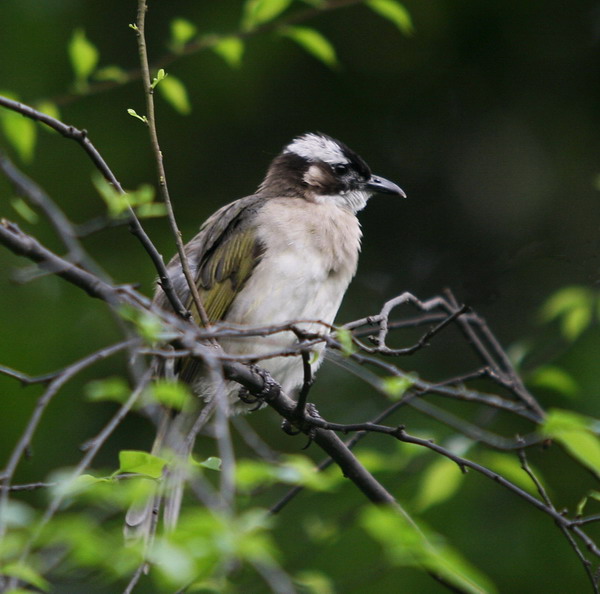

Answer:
[154,195,266,384]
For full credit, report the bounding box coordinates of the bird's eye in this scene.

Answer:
[333,164,348,175]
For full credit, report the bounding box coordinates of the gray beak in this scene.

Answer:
[366,175,406,198]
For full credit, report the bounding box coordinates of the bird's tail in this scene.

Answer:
[124,407,197,544]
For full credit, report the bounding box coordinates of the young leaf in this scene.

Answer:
[336,327,356,356]
[34,100,61,129]
[158,75,192,115]
[540,286,595,341]
[10,197,38,224]
[361,507,496,593]
[147,380,192,411]
[1,109,37,162]
[380,374,415,400]
[242,0,293,31]
[0,562,49,592]
[367,0,414,36]
[118,450,167,479]
[281,26,338,68]
[151,68,167,89]
[68,29,100,83]
[93,65,128,83]
[542,409,600,475]
[92,172,129,216]
[415,457,463,511]
[528,365,579,398]
[170,17,197,49]
[195,456,222,471]
[127,108,148,124]
[85,376,130,403]
[212,37,245,69]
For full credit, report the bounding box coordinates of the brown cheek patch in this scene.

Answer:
[303,164,328,189]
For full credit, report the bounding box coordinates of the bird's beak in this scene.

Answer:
[366,175,406,198]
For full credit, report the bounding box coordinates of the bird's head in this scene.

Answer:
[258,133,406,213]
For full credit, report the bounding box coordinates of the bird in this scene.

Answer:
[125,132,405,539]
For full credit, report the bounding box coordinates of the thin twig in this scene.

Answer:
[134,1,209,327]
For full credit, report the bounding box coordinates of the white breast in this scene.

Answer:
[219,197,362,397]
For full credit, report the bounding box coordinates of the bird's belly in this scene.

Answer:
[218,250,354,395]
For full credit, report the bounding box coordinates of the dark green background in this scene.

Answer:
[1,1,600,592]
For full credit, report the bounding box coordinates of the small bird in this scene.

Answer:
[125,132,405,538]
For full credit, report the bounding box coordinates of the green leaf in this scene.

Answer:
[528,365,579,398]
[151,68,167,89]
[170,17,197,50]
[118,303,164,343]
[212,37,245,68]
[380,374,415,400]
[540,286,595,341]
[135,203,168,218]
[0,109,37,162]
[281,26,338,68]
[127,108,148,124]
[10,197,38,224]
[92,172,129,217]
[0,562,49,592]
[147,380,192,411]
[294,570,335,594]
[336,327,355,356]
[34,100,61,128]
[85,376,130,403]
[68,28,99,83]
[478,452,542,496]
[367,0,414,35]
[93,65,128,83]
[118,450,168,479]
[542,409,600,475]
[242,0,293,30]
[361,507,496,594]
[195,456,222,471]
[415,457,463,511]
[158,75,192,115]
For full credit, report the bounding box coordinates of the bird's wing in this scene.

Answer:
[157,194,266,324]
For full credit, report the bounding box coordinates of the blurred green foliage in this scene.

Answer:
[1,0,600,592]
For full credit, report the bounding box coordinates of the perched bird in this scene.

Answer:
[125,132,405,538]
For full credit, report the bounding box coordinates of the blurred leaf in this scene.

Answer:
[367,0,414,35]
[281,26,338,68]
[68,29,99,84]
[242,0,293,30]
[127,183,155,206]
[0,108,36,162]
[415,457,463,511]
[540,286,595,341]
[295,570,334,594]
[193,456,222,471]
[85,376,130,403]
[0,562,48,592]
[118,450,167,479]
[336,327,355,356]
[171,17,197,50]
[92,172,129,216]
[118,303,164,343]
[0,500,35,529]
[136,203,167,218]
[528,365,579,398]
[10,197,38,224]
[380,374,415,400]
[93,65,128,82]
[147,379,192,411]
[478,452,543,496]
[158,74,192,115]
[34,100,61,131]
[212,37,245,68]
[361,507,496,593]
[542,409,600,475]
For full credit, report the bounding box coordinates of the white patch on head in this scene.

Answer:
[315,189,371,213]
[285,133,349,165]
[303,164,328,188]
